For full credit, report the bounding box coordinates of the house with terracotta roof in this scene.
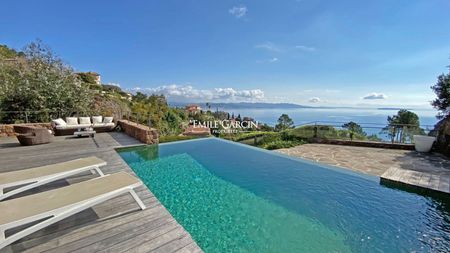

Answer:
[185,104,202,114]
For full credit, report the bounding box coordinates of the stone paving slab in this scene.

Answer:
[277,144,450,194]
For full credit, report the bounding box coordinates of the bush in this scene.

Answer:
[260,140,305,150]
[159,135,200,143]
[0,41,93,123]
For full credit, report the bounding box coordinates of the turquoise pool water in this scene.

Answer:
[117,138,450,253]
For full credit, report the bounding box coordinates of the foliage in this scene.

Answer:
[275,114,294,131]
[287,125,367,140]
[367,134,382,142]
[259,123,275,131]
[342,121,365,135]
[260,139,305,150]
[0,45,24,58]
[224,131,305,150]
[382,109,424,143]
[223,131,273,142]
[430,72,450,118]
[92,95,130,120]
[130,92,187,136]
[159,135,199,143]
[76,72,98,85]
[256,131,305,150]
[102,84,129,96]
[342,121,366,140]
[0,41,92,123]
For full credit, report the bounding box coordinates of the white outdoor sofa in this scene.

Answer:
[0,172,145,249]
[51,116,116,136]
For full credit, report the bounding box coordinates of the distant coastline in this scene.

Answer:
[169,102,418,111]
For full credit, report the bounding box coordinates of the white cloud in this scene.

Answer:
[363,93,387,100]
[132,84,264,102]
[295,45,316,52]
[256,57,279,64]
[229,5,247,18]
[255,42,281,52]
[308,97,321,103]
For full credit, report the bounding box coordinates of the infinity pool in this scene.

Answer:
[117,138,450,252]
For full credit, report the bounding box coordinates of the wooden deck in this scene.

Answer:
[0,133,203,253]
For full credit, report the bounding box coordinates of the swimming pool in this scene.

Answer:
[117,138,450,252]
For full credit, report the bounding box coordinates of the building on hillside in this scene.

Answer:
[185,104,202,114]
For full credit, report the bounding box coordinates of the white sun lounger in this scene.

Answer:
[0,156,106,201]
[0,172,145,249]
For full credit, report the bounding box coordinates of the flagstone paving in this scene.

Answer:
[277,144,450,194]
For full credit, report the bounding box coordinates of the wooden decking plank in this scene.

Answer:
[19,205,168,253]
[124,227,187,253]
[0,133,202,253]
[69,216,175,253]
[150,235,195,253]
[42,214,173,253]
[96,222,181,253]
[174,242,203,253]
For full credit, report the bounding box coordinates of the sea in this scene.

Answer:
[216,107,439,137]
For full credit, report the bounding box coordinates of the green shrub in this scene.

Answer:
[159,135,200,143]
[260,140,305,150]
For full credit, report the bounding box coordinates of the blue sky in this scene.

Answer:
[1,0,449,107]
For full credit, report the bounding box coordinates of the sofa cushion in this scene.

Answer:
[92,122,115,128]
[56,124,91,130]
[92,116,103,124]
[66,117,78,125]
[79,117,91,124]
[103,117,113,123]
[52,118,67,126]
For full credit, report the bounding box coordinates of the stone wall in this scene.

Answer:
[118,120,159,144]
[0,123,52,137]
[311,138,415,150]
[433,116,450,157]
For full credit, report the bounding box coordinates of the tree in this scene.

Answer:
[342,121,366,140]
[383,109,424,143]
[132,92,148,102]
[275,114,294,131]
[431,71,450,119]
[76,72,98,85]
[0,40,92,123]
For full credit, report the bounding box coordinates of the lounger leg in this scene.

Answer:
[90,167,105,177]
[0,228,5,241]
[94,167,105,177]
[129,190,146,210]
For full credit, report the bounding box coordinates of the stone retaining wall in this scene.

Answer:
[118,120,159,144]
[311,138,415,150]
[0,123,52,137]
